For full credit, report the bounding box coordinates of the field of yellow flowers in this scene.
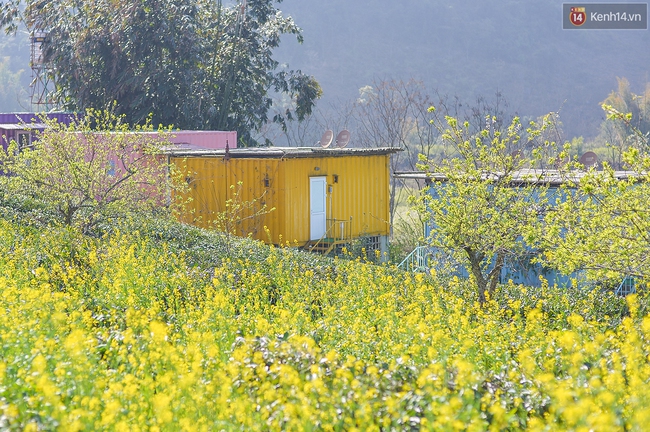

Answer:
[0,217,649,431]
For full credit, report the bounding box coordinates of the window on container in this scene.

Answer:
[107,160,116,176]
[17,132,31,151]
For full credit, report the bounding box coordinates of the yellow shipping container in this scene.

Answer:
[169,147,398,254]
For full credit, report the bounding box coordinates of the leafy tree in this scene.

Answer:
[414,110,559,303]
[205,0,321,145]
[0,109,183,233]
[595,78,650,168]
[602,78,650,135]
[540,105,650,286]
[1,0,321,146]
[351,80,520,228]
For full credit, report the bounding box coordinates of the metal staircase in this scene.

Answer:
[615,276,637,296]
[306,217,352,256]
[397,245,433,272]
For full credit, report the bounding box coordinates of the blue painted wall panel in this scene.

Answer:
[423,182,574,288]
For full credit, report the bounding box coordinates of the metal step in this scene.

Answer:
[306,238,348,256]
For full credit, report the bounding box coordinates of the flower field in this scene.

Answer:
[1,219,649,431]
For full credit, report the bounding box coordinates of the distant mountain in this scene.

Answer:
[275,0,650,140]
[0,30,31,111]
[2,1,648,141]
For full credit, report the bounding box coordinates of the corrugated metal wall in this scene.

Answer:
[174,157,280,240]
[172,153,390,245]
[0,113,74,124]
[169,131,237,149]
[281,156,390,244]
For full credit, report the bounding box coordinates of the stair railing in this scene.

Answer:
[308,216,353,254]
[398,245,432,272]
[615,275,637,296]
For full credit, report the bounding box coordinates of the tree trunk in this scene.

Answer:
[464,247,488,303]
[487,252,505,299]
[464,247,505,304]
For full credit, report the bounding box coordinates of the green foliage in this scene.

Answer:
[539,106,650,286]
[590,78,650,168]
[0,0,20,34]
[541,168,650,285]
[0,109,182,233]
[602,78,650,138]
[1,0,321,146]
[414,111,560,302]
[493,281,630,328]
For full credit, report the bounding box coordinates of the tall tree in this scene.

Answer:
[414,111,560,303]
[351,79,518,226]
[353,79,439,224]
[0,109,183,233]
[1,0,321,146]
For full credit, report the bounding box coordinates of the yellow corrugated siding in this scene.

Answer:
[171,153,390,245]
[172,157,281,239]
[281,156,390,243]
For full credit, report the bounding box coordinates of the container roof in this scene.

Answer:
[394,169,641,186]
[163,146,401,159]
[0,123,48,130]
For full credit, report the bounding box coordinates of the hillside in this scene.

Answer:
[275,0,650,140]
[0,30,30,111]
[1,1,648,141]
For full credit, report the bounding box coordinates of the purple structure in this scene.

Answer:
[0,112,76,150]
[0,113,237,151]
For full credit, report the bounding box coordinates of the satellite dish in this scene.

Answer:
[319,129,333,148]
[335,129,351,148]
[579,151,599,168]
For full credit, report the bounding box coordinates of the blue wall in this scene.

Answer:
[423,182,574,288]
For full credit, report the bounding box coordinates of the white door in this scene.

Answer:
[310,177,327,240]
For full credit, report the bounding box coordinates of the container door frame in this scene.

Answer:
[310,176,327,241]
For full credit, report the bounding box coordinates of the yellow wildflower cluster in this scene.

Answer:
[0,219,648,430]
